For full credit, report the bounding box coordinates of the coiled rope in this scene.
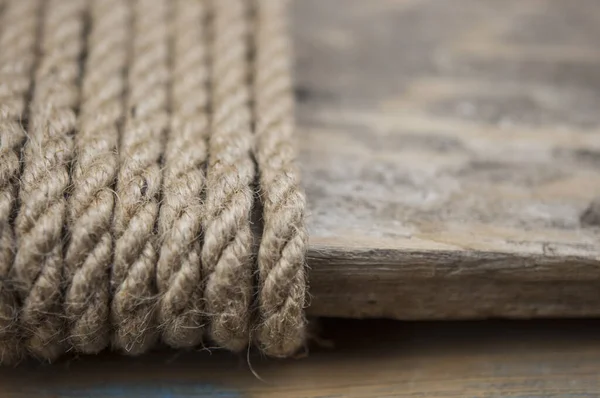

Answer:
[0,0,307,364]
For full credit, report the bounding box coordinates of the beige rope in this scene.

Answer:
[201,0,256,352]
[253,0,308,357]
[156,0,209,349]
[111,0,168,355]
[13,0,86,361]
[0,0,308,363]
[0,0,41,365]
[65,0,129,354]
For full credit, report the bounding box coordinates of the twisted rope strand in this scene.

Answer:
[202,0,255,352]
[111,0,169,355]
[157,0,209,349]
[13,0,87,361]
[65,0,129,354]
[0,0,41,365]
[253,0,308,357]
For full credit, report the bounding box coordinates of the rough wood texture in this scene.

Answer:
[3,319,600,397]
[298,0,600,319]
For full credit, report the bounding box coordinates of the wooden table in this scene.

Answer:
[297,0,600,320]
[2,319,600,397]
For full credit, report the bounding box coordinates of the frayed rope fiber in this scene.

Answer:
[0,0,308,365]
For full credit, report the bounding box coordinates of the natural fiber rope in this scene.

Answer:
[0,0,40,364]
[111,0,169,355]
[65,0,129,355]
[14,0,86,361]
[156,0,208,349]
[0,0,307,364]
[253,0,308,358]
[201,0,256,352]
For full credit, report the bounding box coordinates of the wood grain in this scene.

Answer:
[2,319,600,397]
[296,0,600,318]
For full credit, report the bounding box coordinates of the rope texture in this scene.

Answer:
[0,0,307,364]
[65,0,129,354]
[13,0,86,361]
[253,0,308,358]
[201,0,256,352]
[111,0,169,355]
[156,0,209,349]
[0,0,40,365]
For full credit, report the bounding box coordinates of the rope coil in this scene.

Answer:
[0,0,307,364]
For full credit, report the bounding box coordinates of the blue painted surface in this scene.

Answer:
[36,383,243,398]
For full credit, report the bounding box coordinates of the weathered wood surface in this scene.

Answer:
[298,0,600,319]
[3,319,600,397]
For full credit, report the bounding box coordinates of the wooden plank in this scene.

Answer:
[297,0,600,318]
[2,319,600,397]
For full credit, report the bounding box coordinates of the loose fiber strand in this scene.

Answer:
[156,0,209,348]
[65,0,129,354]
[0,0,41,365]
[201,0,256,352]
[111,0,169,355]
[253,0,308,357]
[13,0,87,361]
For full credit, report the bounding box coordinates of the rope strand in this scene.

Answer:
[156,0,209,349]
[110,0,169,355]
[65,0,129,354]
[0,0,41,365]
[202,0,256,352]
[13,0,87,361]
[253,0,308,357]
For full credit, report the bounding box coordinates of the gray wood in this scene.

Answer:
[295,0,600,319]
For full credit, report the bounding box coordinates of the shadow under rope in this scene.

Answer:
[2,318,600,397]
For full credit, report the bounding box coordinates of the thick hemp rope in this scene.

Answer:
[14,0,86,361]
[253,0,308,358]
[201,0,256,352]
[111,0,169,355]
[0,0,307,365]
[65,0,129,355]
[0,0,40,364]
[156,0,209,349]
